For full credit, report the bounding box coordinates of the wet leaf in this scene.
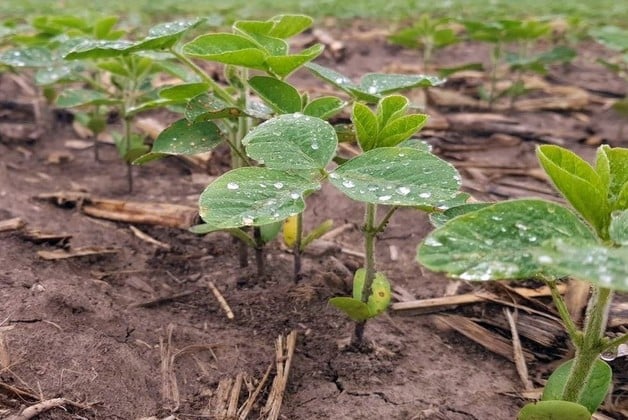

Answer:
[150,118,223,155]
[517,401,591,420]
[198,167,319,230]
[591,25,628,52]
[0,47,52,67]
[303,96,345,120]
[542,359,612,414]
[357,73,444,95]
[56,89,121,107]
[330,147,460,206]
[429,203,492,227]
[185,93,243,122]
[35,64,82,85]
[64,39,134,59]
[266,43,324,78]
[418,200,597,281]
[535,239,628,291]
[267,14,313,39]
[158,82,209,101]
[128,19,205,52]
[242,113,338,171]
[183,33,268,69]
[595,145,628,210]
[248,76,301,114]
[610,210,628,245]
[537,145,609,236]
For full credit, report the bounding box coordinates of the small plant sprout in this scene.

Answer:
[388,15,459,71]
[418,144,628,418]
[328,94,463,348]
[590,25,628,141]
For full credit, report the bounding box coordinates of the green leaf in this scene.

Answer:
[260,221,283,244]
[358,73,444,95]
[303,96,346,120]
[596,145,628,210]
[183,33,268,69]
[306,63,357,94]
[93,16,120,39]
[0,47,52,67]
[329,297,372,322]
[56,89,121,107]
[330,147,460,206]
[128,19,205,52]
[265,43,324,78]
[542,359,612,414]
[377,114,428,147]
[64,39,134,59]
[198,167,319,230]
[352,269,366,300]
[536,239,628,291]
[267,14,313,39]
[610,210,628,245]
[248,76,301,114]
[418,200,598,281]
[35,64,81,85]
[377,94,409,127]
[397,138,432,152]
[517,401,591,420]
[366,271,392,316]
[158,83,209,101]
[242,113,338,171]
[537,145,609,236]
[429,203,492,228]
[352,102,379,151]
[151,119,223,155]
[590,25,628,52]
[185,93,243,122]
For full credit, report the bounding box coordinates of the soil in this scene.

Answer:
[1,21,627,420]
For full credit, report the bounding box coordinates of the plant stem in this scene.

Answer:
[546,279,583,347]
[560,286,613,402]
[374,206,399,234]
[293,212,303,283]
[169,49,235,106]
[253,227,265,278]
[352,203,377,347]
[488,43,501,109]
[123,115,133,193]
[602,332,628,352]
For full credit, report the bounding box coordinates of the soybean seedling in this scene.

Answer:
[388,14,459,71]
[418,144,628,418]
[590,25,628,141]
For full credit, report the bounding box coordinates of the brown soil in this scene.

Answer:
[1,22,627,420]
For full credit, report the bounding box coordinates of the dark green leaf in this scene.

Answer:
[248,76,301,114]
[358,72,444,94]
[151,119,223,155]
[198,167,319,230]
[418,200,598,281]
[330,147,460,206]
[610,210,628,245]
[429,203,492,227]
[185,93,243,122]
[64,39,134,59]
[265,43,324,78]
[517,401,591,420]
[0,47,52,67]
[303,96,345,120]
[242,113,338,171]
[129,19,205,52]
[260,221,283,244]
[183,33,267,69]
[542,359,612,414]
[159,83,209,101]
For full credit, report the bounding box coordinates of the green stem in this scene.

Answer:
[602,332,628,353]
[253,227,265,278]
[352,203,377,346]
[123,115,133,193]
[169,49,235,106]
[226,228,256,248]
[561,287,613,402]
[546,279,583,348]
[374,206,399,234]
[293,212,303,283]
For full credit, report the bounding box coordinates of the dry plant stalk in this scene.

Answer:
[262,330,298,420]
[207,281,234,319]
[504,309,533,391]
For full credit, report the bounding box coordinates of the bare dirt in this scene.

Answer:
[0,22,627,419]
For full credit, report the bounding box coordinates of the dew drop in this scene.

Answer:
[396,186,411,196]
[329,172,339,179]
[342,180,355,188]
[227,182,239,190]
[273,182,284,189]
[537,255,553,264]
[368,86,377,94]
[290,192,300,199]
[419,192,432,199]
[378,195,392,201]
[242,216,254,225]
[311,142,320,150]
[424,236,443,247]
